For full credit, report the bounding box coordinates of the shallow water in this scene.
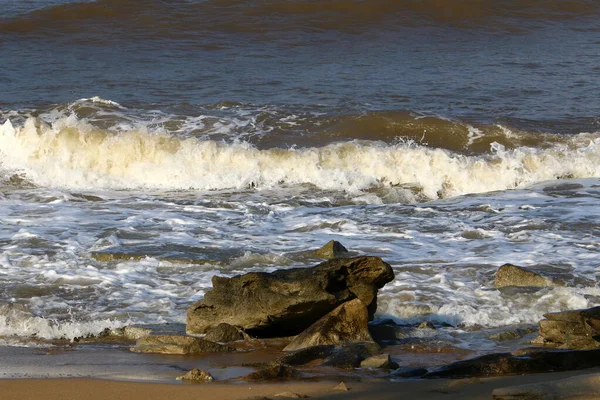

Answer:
[0,0,599,355]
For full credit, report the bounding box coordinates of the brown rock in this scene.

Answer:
[187,256,394,337]
[242,364,300,381]
[283,299,373,351]
[322,342,381,369]
[360,353,392,369]
[537,306,600,349]
[204,323,248,343]
[333,382,349,391]
[274,392,309,398]
[131,335,234,355]
[314,240,349,259]
[176,369,214,382]
[495,264,563,288]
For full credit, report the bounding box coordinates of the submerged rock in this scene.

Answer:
[277,345,335,366]
[536,306,600,349]
[390,367,428,378]
[187,256,394,337]
[242,364,300,381]
[131,335,235,355]
[176,368,214,382]
[492,372,600,399]
[314,240,349,259]
[424,348,600,379]
[494,264,563,288]
[283,299,373,351]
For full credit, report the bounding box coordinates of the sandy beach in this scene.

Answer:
[3,368,600,400]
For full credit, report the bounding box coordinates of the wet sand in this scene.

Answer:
[3,369,600,400]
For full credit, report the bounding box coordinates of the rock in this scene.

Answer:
[360,353,392,369]
[274,392,309,398]
[108,326,152,340]
[390,367,428,378]
[492,372,600,399]
[536,306,600,349]
[277,345,335,365]
[314,240,349,259]
[322,342,381,369]
[176,369,214,382]
[187,256,394,337]
[495,264,563,288]
[487,326,537,342]
[131,335,235,354]
[242,364,300,381]
[424,348,600,379]
[283,299,374,351]
[417,321,435,330]
[368,320,407,343]
[333,382,349,391]
[204,323,248,343]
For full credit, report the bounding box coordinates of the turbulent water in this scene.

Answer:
[0,0,599,349]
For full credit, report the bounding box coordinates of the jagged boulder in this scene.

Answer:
[131,335,234,355]
[283,299,373,351]
[536,306,600,349]
[187,256,394,337]
[495,264,563,288]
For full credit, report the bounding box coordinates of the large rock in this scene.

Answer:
[424,348,600,379]
[536,306,600,349]
[187,256,394,337]
[283,299,373,351]
[495,264,563,288]
[131,335,234,354]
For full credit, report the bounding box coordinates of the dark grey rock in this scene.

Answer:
[322,342,381,369]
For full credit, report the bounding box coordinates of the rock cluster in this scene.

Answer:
[186,256,394,337]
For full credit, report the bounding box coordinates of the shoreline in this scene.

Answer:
[3,343,600,399]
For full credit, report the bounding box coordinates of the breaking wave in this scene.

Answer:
[1,114,599,201]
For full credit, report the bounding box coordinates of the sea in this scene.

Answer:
[0,0,599,356]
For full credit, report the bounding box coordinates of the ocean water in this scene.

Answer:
[0,0,599,351]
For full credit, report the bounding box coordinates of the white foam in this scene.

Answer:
[1,116,599,200]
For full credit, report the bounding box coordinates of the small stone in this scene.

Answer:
[176,368,214,382]
[314,240,349,259]
[333,382,349,391]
